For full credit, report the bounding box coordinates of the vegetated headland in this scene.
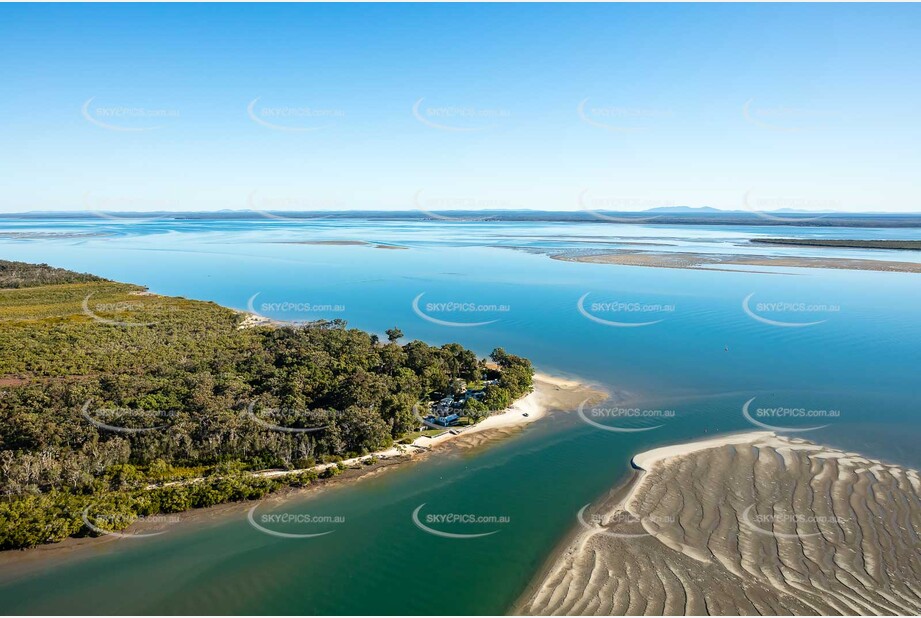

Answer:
[0,259,571,551]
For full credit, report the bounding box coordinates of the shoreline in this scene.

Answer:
[630,429,776,471]
[0,372,607,568]
[462,373,589,435]
[249,372,603,480]
[520,431,921,615]
[509,465,639,616]
[0,456,407,584]
[750,238,921,251]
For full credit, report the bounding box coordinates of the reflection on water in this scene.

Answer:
[0,219,919,614]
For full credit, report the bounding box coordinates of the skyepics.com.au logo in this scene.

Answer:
[412,98,511,132]
[81,401,176,434]
[576,505,674,539]
[577,98,672,132]
[247,97,345,132]
[411,503,509,539]
[576,189,668,223]
[81,97,179,132]
[740,504,846,539]
[247,503,346,539]
[82,293,155,327]
[82,191,176,222]
[742,189,837,223]
[413,189,514,221]
[742,98,841,133]
[410,399,500,432]
[577,293,675,327]
[742,397,839,433]
[246,190,343,221]
[243,402,328,434]
[411,403,452,431]
[81,504,180,539]
[576,399,675,433]
[412,293,510,328]
[247,293,346,321]
[742,293,840,328]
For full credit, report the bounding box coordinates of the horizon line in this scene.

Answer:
[3,208,921,217]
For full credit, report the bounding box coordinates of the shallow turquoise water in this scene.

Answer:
[1,220,919,614]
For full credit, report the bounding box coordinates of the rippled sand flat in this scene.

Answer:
[520,432,921,615]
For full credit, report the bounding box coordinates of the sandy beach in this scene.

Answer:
[435,374,607,451]
[241,373,603,468]
[463,374,595,434]
[629,430,778,470]
[261,373,606,464]
[143,373,604,489]
[0,372,606,568]
[520,431,921,615]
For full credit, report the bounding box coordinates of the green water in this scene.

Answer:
[0,410,722,615]
[1,220,919,614]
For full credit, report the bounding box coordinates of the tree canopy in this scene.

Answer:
[0,261,533,549]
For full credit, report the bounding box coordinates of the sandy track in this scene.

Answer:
[521,432,921,615]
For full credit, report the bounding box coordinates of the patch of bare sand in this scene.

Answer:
[466,374,603,434]
[270,240,408,250]
[151,375,605,489]
[443,374,607,450]
[520,432,921,615]
[236,313,273,329]
[275,240,369,246]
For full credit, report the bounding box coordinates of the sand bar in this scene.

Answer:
[554,250,921,273]
[521,432,921,615]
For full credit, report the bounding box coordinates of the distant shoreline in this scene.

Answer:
[3,210,921,228]
[0,372,607,568]
[751,238,921,250]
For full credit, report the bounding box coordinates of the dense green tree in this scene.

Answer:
[0,261,533,550]
[464,398,489,423]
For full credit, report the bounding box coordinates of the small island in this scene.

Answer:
[0,260,544,550]
[750,238,921,250]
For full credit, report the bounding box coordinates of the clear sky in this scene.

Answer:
[1,3,920,214]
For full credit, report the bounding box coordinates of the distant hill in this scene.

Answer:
[2,209,920,228]
[642,206,728,214]
[771,208,838,214]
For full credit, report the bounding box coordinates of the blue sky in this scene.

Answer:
[1,3,919,213]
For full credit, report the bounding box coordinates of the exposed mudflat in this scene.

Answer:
[552,251,921,273]
[520,432,921,615]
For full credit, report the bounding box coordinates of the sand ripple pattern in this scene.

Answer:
[521,433,921,615]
